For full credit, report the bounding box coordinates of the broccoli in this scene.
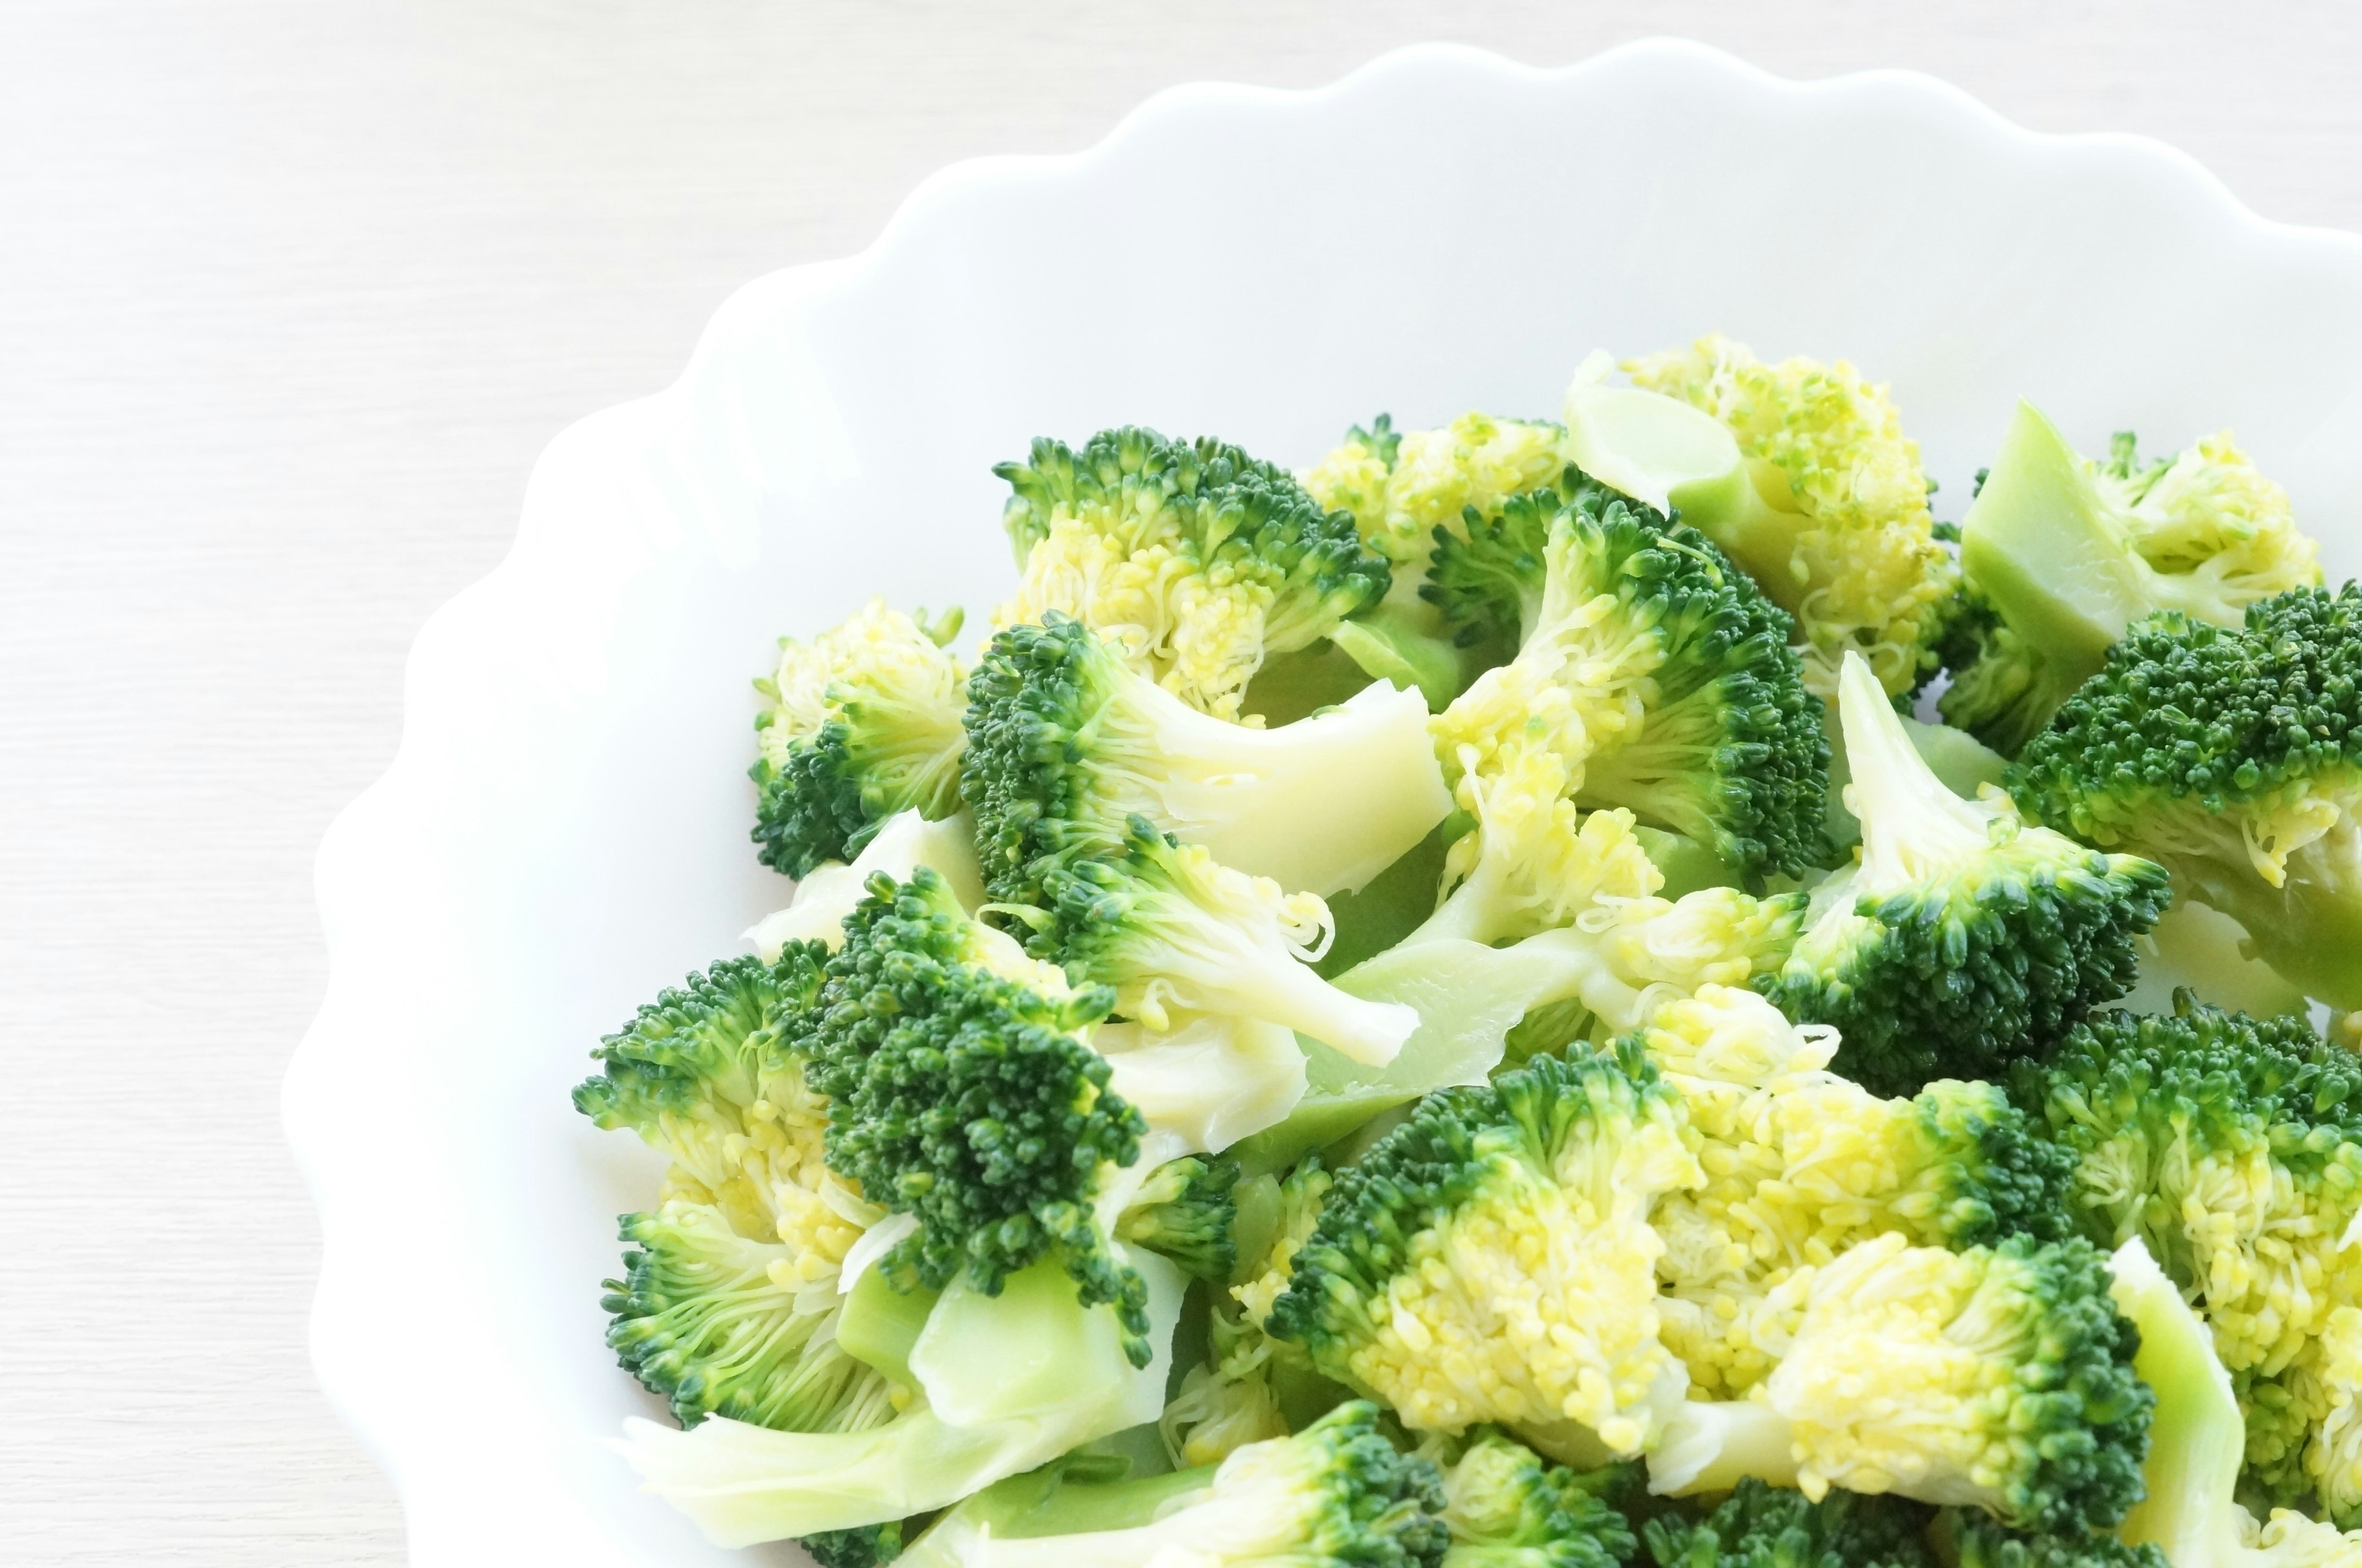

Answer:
[1112,1155,1243,1285]
[1439,1431,1640,1568]
[1759,653,2169,1094]
[963,614,1452,901]
[1589,337,1957,700]
[2115,899,2312,1022]
[1634,986,2077,1399]
[1640,1477,1938,1568]
[808,866,1163,1363]
[1430,490,1828,882]
[1090,1011,1311,1158]
[1821,710,2009,854]
[752,599,972,878]
[904,1401,1450,1568]
[749,807,990,958]
[1649,1232,2154,1537]
[1266,1047,1703,1463]
[2009,584,2362,1009]
[1942,404,2321,754]
[1423,472,1637,653]
[1304,411,1570,581]
[805,1522,910,1568]
[1942,1514,2168,1568]
[995,427,1392,720]
[2011,1000,2362,1517]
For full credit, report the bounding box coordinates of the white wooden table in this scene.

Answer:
[6,3,2359,1561]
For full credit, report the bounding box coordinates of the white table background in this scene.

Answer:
[7,2,2361,1561]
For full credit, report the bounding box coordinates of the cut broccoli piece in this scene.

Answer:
[1266,1046,1703,1462]
[995,427,1391,720]
[808,866,1163,1364]
[2011,999,2362,1515]
[1942,404,2322,754]
[1440,1431,1639,1568]
[1090,1011,1310,1157]
[1030,819,1420,1069]
[1760,653,2168,1094]
[1303,411,1570,582]
[1942,1513,2167,1568]
[1112,1156,1242,1285]
[749,807,989,958]
[1635,985,2077,1399]
[1640,1477,1938,1568]
[804,1521,909,1568]
[912,1401,1450,1568]
[753,599,971,878]
[2115,899,2312,1021]
[1431,490,1828,881]
[963,613,1451,902]
[1650,1232,2154,1537]
[1821,710,2009,854]
[2009,584,2362,1009]
[1424,472,1640,652]
[1602,336,1959,699]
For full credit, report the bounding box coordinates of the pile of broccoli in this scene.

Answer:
[576,343,2362,1568]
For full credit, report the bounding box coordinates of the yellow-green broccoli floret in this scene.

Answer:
[2008,584,2362,1009]
[1762,654,2168,1095]
[1439,1430,1639,1568]
[1943,404,2323,755]
[752,599,971,878]
[1623,335,1957,700]
[1267,1046,1703,1462]
[1303,412,1570,580]
[996,427,1392,720]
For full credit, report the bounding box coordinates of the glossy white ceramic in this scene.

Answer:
[284,38,2362,1566]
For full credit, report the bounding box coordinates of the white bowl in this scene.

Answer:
[285,38,2362,1566]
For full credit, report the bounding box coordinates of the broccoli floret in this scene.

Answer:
[1636,986,2077,1398]
[804,1521,909,1568]
[808,866,1167,1363]
[1604,336,1959,700]
[963,614,1452,901]
[2009,584,2362,1009]
[1640,1478,1937,1568]
[1760,653,2169,1094]
[1942,1514,2167,1568]
[1113,1156,1242,1284]
[995,427,1392,720]
[911,1401,1450,1568]
[1304,411,1571,581]
[1942,404,2322,754]
[2011,1000,2362,1515]
[1029,819,1420,1069]
[1440,1431,1639,1568]
[752,599,971,878]
[749,807,990,958]
[1424,472,1639,652]
[1267,1047,1703,1462]
[1650,1232,2154,1537]
[1431,491,1828,881]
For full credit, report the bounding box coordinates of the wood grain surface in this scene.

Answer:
[6,3,2359,1561]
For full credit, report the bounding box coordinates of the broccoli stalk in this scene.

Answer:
[747,806,989,958]
[1647,1232,2155,1538]
[995,427,1393,720]
[2009,584,2362,1009]
[1761,653,2168,1094]
[1944,402,2321,753]
[964,614,1453,901]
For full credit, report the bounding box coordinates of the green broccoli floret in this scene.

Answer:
[2011,1000,2362,1516]
[1640,1478,1937,1568]
[962,613,1451,901]
[752,599,971,878]
[1650,1232,2154,1537]
[1431,491,1828,881]
[1942,404,2322,754]
[575,947,902,1431]
[1592,338,1958,701]
[1424,472,1637,651]
[1304,410,1570,581]
[2009,584,2362,1009]
[905,1401,1450,1568]
[808,866,1167,1363]
[1440,1431,1639,1568]
[1760,652,2169,1094]
[803,1521,909,1568]
[995,426,1392,720]
[1113,1155,1241,1284]
[1942,1513,2168,1568]
[1267,1046,1704,1463]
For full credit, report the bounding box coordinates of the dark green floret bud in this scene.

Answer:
[1641,1478,1937,1568]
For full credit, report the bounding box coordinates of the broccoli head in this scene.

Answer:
[1430,488,1827,882]
[1267,1046,1703,1461]
[1651,1232,2154,1537]
[1641,1477,1938,1568]
[807,866,1166,1364]
[1636,986,2077,1398]
[1440,1431,1639,1568]
[1111,1155,1241,1285]
[1942,1514,2167,1568]
[2013,998,2362,1515]
[1760,653,2168,1094]
[753,599,971,878]
[962,613,1451,901]
[995,426,1391,719]
[1303,411,1570,580]
[1942,404,2322,754]
[1615,335,1958,699]
[2009,584,2362,1009]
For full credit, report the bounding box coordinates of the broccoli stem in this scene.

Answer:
[1645,1399,1801,1497]
[1837,653,1997,893]
[2107,1238,2249,1567]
